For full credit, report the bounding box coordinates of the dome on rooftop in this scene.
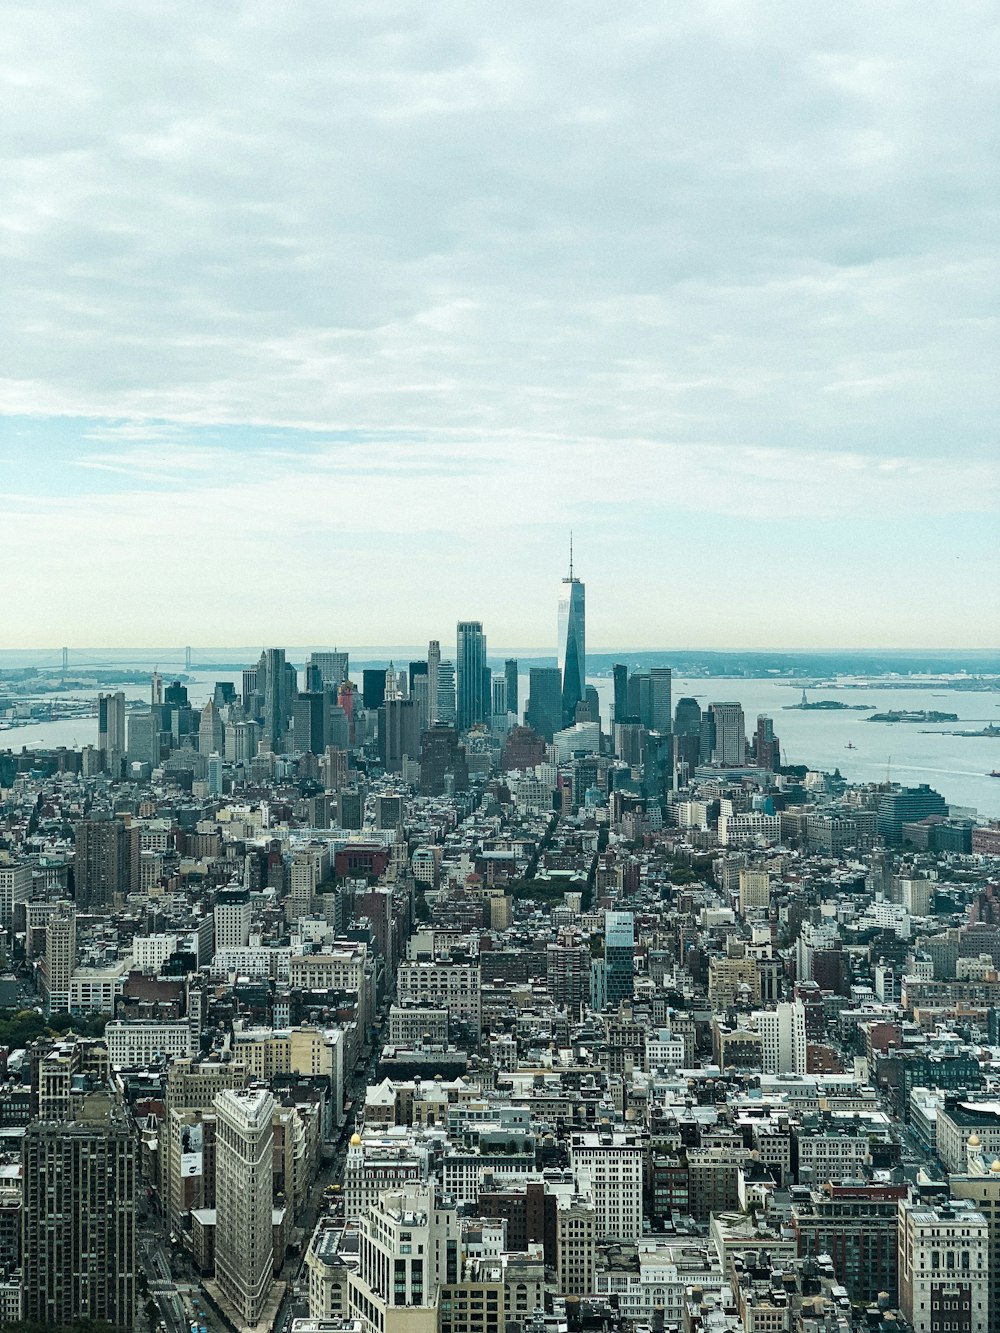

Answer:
[350,1132,362,1146]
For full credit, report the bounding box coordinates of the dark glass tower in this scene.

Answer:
[504,659,519,721]
[558,543,585,728]
[456,621,488,731]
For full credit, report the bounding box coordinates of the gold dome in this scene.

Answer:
[969,1132,981,1147]
[990,1159,1000,1173]
[350,1132,362,1146]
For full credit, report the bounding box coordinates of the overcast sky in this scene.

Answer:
[2,1,998,651]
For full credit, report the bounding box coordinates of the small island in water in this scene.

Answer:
[784,691,873,712]
[866,709,959,724]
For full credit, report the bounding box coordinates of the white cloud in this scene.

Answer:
[1,1,997,645]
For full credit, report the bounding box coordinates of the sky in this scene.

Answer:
[1,1,998,652]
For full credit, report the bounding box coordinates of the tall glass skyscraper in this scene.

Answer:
[558,546,585,727]
[456,621,488,731]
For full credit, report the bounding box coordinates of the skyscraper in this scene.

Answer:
[649,667,672,733]
[504,658,519,721]
[348,1183,461,1333]
[604,910,635,1008]
[258,647,292,750]
[362,668,387,711]
[213,1088,275,1329]
[378,697,420,773]
[97,690,126,775]
[708,701,746,766]
[427,640,441,723]
[308,650,349,688]
[198,698,224,755]
[436,660,456,725]
[74,817,128,910]
[557,546,585,727]
[674,697,701,736]
[43,904,76,1013]
[525,667,563,741]
[22,1093,136,1328]
[612,664,629,725]
[456,621,488,731]
[754,714,781,770]
[127,709,160,767]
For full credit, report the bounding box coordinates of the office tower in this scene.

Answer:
[322,745,349,792]
[198,699,224,755]
[43,905,76,1013]
[338,787,365,829]
[227,719,259,765]
[408,660,428,726]
[754,715,781,770]
[97,690,126,774]
[612,663,628,725]
[491,675,507,721]
[74,816,128,909]
[328,703,349,751]
[258,647,291,750]
[127,709,160,767]
[376,793,404,831]
[384,661,405,700]
[362,668,387,711]
[0,862,30,931]
[626,670,649,725]
[898,1196,988,1333]
[309,650,349,688]
[293,690,333,755]
[558,547,586,727]
[164,679,189,707]
[419,726,470,796]
[674,697,701,736]
[411,672,430,730]
[378,697,420,773]
[525,667,563,742]
[151,670,163,706]
[792,1180,905,1307]
[605,910,635,1007]
[504,658,519,721]
[456,621,488,730]
[436,660,456,724]
[649,667,672,733]
[754,1000,807,1074]
[427,640,441,722]
[348,1183,460,1333]
[708,701,746,766]
[214,1088,276,1329]
[304,661,322,692]
[877,784,947,845]
[214,889,251,950]
[547,938,591,1018]
[569,1129,644,1243]
[207,752,223,796]
[950,1139,1000,1333]
[213,681,236,708]
[22,1093,136,1328]
[338,680,357,742]
[241,666,258,708]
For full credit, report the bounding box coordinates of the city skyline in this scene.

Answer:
[2,4,998,650]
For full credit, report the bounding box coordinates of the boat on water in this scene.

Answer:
[990,771,1000,779]
[845,742,857,749]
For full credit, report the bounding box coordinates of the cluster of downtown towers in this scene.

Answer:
[98,560,770,778]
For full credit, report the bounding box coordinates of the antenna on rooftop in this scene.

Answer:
[569,530,574,580]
